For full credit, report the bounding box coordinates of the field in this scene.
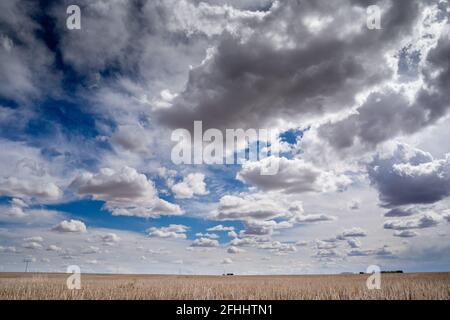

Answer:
[0,272,449,300]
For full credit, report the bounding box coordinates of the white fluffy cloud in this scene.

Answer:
[191,237,219,247]
[171,173,208,199]
[227,246,245,254]
[22,241,42,250]
[101,233,121,244]
[215,193,303,221]
[0,177,62,201]
[384,213,443,230]
[393,230,419,238]
[337,228,367,239]
[237,157,352,194]
[147,225,188,239]
[52,220,87,233]
[46,245,62,252]
[71,166,182,218]
[207,225,235,232]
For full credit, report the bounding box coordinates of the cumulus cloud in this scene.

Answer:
[348,201,360,210]
[258,241,297,253]
[52,220,87,233]
[191,237,219,247]
[227,246,245,254]
[215,192,334,237]
[0,177,62,201]
[0,0,59,103]
[156,0,429,131]
[318,14,450,152]
[384,213,443,230]
[348,245,394,257]
[291,214,336,224]
[71,167,182,218]
[215,193,306,222]
[171,173,208,199]
[195,233,219,239]
[23,236,43,243]
[101,233,121,244]
[0,246,16,253]
[346,238,361,248]
[147,224,188,239]
[384,207,417,217]
[237,157,351,194]
[111,125,151,153]
[22,242,42,250]
[82,246,101,254]
[368,144,450,207]
[46,245,62,252]
[337,227,367,239]
[393,230,419,238]
[207,225,235,232]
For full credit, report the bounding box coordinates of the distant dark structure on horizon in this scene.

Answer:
[222,273,234,276]
[359,270,403,274]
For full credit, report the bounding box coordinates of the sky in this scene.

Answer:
[0,0,449,275]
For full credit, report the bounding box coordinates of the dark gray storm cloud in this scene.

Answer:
[156,0,426,130]
[368,144,450,207]
[384,208,416,217]
[319,28,450,151]
[0,1,60,103]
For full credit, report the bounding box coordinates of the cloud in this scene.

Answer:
[147,224,188,239]
[368,143,450,207]
[191,237,219,247]
[318,20,450,152]
[384,208,417,217]
[346,238,361,248]
[348,201,360,210]
[71,166,182,218]
[0,0,59,103]
[347,245,394,257]
[228,230,238,238]
[215,193,303,221]
[337,227,367,239]
[171,173,209,199]
[237,157,351,194]
[207,225,235,232]
[384,213,442,230]
[156,0,427,131]
[0,177,62,201]
[195,233,219,239]
[101,233,121,244]
[244,220,279,236]
[315,240,338,250]
[227,246,245,254]
[393,230,419,238]
[215,192,335,237]
[82,246,101,254]
[52,220,87,233]
[110,125,151,153]
[295,241,309,247]
[0,246,16,253]
[23,236,43,243]
[315,249,340,259]
[46,245,62,252]
[291,214,336,224]
[22,242,42,250]
[221,258,233,264]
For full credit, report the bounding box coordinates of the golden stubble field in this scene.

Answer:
[0,272,449,300]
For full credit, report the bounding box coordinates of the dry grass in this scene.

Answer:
[0,272,449,300]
